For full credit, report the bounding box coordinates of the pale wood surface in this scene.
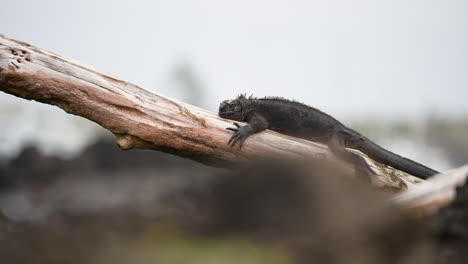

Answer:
[392,164,468,214]
[0,34,423,189]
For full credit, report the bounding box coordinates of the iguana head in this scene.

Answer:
[218,94,250,121]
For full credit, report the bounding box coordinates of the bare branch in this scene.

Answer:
[392,164,468,214]
[0,34,422,189]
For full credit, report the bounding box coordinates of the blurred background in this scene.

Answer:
[0,1,467,263]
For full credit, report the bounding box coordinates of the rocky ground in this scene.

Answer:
[0,139,467,264]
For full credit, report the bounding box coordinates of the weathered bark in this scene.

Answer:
[0,34,422,189]
[393,164,468,215]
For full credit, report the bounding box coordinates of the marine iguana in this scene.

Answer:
[218,94,439,180]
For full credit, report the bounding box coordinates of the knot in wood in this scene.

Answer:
[115,134,137,150]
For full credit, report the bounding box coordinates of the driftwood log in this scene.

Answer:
[393,164,468,215]
[0,34,425,190]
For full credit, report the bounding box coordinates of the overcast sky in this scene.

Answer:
[1,0,467,119]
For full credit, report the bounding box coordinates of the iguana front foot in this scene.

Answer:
[226,122,253,148]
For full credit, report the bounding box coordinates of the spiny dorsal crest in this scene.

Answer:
[236,93,255,100]
[234,94,331,118]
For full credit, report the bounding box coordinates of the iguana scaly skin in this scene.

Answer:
[218,95,439,180]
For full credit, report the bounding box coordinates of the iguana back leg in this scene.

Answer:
[328,131,377,182]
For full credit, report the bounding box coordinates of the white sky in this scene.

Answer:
[1,0,467,119]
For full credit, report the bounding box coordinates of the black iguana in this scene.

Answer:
[218,95,439,180]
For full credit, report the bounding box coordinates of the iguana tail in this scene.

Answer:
[346,131,439,179]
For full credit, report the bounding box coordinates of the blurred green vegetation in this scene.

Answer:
[0,219,294,264]
[101,225,293,264]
